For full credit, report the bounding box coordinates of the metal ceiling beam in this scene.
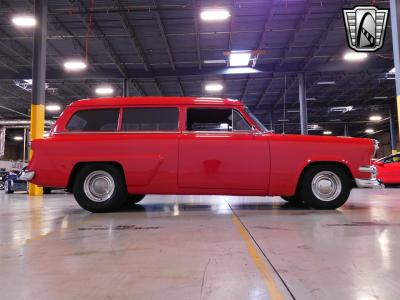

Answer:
[192,0,202,70]
[154,1,176,70]
[112,0,151,72]
[254,0,275,67]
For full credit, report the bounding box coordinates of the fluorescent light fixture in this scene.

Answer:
[317,81,336,85]
[323,131,333,135]
[46,104,61,112]
[229,51,251,67]
[306,97,317,101]
[365,129,375,134]
[223,67,260,75]
[277,119,289,122]
[389,67,395,74]
[308,124,323,131]
[13,136,23,141]
[330,106,353,113]
[24,79,32,85]
[95,86,114,95]
[205,83,223,92]
[12,15,37,28]
[343,52,368,61]
[287,110,300,113]
[200,9,230,22]
[369,115,382,121]
[203,59,226,64]
[373,96,388,99]
[64,60,87,71]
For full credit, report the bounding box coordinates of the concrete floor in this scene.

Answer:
[0,189,400,300]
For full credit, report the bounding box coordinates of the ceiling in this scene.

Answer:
[0,0,396,137]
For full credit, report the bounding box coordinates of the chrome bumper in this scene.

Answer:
[356,166,384,189]
[19,170,35,181]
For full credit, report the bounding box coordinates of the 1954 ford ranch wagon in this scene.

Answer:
[23,97,380,212]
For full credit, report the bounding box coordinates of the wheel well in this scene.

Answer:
[67,161,126,192]
[296,162,355,193]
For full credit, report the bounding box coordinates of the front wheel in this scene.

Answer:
[128,194,146,204]
[298,164,352,210]
[73,163,128,213]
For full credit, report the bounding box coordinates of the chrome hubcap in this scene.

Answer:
[311,171,342,202]
[83,170,115,202]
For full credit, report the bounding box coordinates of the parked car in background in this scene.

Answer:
[374,153,400,186]
[5,169,27,194]
[0,169,8,190]
[24,97,380,212]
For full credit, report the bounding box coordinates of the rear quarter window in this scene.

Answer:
[66,109,120,131]
[122,108,179,131]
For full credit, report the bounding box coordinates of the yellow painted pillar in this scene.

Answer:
[28,105,44,196]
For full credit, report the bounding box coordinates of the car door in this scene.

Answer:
[178,107,270,191]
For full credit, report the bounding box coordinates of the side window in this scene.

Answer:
[232,110,251,131]
[122,108,179,131]
[66,109,119,131]
[187,108,232,131]
[186,108,251,132]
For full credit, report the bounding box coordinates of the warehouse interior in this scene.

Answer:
[1,0,400,299]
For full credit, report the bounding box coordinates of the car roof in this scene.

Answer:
[70,97,243,107]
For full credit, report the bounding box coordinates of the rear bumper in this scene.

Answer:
[356,165,384,189]
[20,170,35,181]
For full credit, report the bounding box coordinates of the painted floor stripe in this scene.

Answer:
[232,213,285,300]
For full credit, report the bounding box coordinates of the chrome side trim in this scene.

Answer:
[355,178,383,189]
[54,131,181,135]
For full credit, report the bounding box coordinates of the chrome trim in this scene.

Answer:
[372,139,379,156]
[359,165,376,174]
[182,130,254,135]
[355,178,383,189]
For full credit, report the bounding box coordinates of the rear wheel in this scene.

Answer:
[298,164,352,209]
[43,187,52,194]
[73,163,128,213]
[281,196,303,204]
[128,194,146,204]
[5,181,14,194]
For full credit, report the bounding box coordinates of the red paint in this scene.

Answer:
[374,155,400,185]
[28,97,375,197]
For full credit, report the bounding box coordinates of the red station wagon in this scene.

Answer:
[24,97,380,212]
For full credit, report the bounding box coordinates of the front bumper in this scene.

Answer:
[356,165,384,189]
[19,170,35,181]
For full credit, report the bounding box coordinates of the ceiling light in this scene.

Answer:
[287,110,300,113]
[308,124,322,130]
[205,83,223,92]
[365,129,375,134]
[343,52,368,61]
[203,59,226,64]
[389,67,395,74]
[277,119,289,122]
[323,131,333,135]
[369,115,382,121]
[229,51,252,67]
[306,97,317,101]
[13,136,23,141]
[373,96,388,99]
[64,60,87,71]
[24,79,32,85]
[46,104,61,112]
[317,81,336,85]
[12,15,37,28]
[330,106,353,113]
[200,9,230,22]
[95,86,114,95]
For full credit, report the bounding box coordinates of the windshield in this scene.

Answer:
[244,107,268,133]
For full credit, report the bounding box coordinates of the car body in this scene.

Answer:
[24,97,379,212]
[5,170,28,194]
[374,153,400,186]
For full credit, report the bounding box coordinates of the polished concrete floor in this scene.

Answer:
[1,189,400,300]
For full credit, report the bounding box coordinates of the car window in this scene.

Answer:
[122,108,179,131]
[186,108,251,132]
[232,110,251,131]
[66,109,119,131]
[383,154,400,164]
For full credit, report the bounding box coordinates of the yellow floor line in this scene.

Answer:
[232,214,285,300]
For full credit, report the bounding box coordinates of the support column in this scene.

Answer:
[269,111,274,131]
[123,78,129,97]
[23,128,27,162]
[390,0,400,151]
[389,104,398,153]
[29,0,47,196]
[298,73,308,135]
[0,127,5,158]
[344,123,349,137]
